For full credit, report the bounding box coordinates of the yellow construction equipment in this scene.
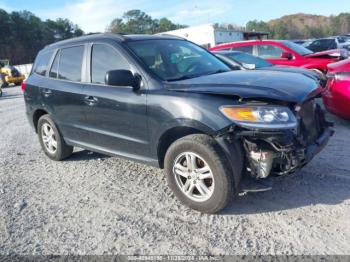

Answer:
[0,59,25,88]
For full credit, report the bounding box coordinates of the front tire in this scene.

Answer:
[37,115,73,161]
[164,134,237,213]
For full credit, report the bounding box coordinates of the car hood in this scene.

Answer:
[257,66,320,80]
[327,58,350,72]
[304,49,349,59]
[166,71,321,104]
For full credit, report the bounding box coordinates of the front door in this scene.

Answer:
[83,43,149,159]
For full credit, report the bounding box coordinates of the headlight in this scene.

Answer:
[220,105,297,129]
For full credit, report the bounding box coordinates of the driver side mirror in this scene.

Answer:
[105,70,141,91]
[281,52,293,60]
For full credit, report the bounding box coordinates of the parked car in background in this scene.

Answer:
[304,37,350,52]
[323,59,350,119]
[23,33,333,213]
[213,50,326,86]
[210,40,348,73]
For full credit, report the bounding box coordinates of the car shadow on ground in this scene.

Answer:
[66,150,110,162]
[222,171,350,215]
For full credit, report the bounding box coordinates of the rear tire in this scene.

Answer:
[37,115,73,161]
[164,134,238,213]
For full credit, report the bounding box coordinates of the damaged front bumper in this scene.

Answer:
[216,102,334,181]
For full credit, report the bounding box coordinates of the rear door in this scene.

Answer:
[42,45,91,143]
[82,42,149,158]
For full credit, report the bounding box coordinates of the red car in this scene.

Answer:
[210,40,348,73]
[323,59,350,119]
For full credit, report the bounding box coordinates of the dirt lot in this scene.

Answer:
[0,86,350,255]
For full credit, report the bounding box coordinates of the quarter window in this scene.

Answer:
[33,51,53,76]
[91,44,130,85]
[257,45,283,59]
[58,46,84,82]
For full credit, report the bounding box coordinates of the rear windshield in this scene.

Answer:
[282,41,313,56]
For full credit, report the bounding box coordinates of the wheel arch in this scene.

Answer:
[33,108,49,133]
[157,126,209,169]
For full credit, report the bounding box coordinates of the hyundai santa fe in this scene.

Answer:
[23,34,333,213]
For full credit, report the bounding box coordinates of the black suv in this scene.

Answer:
[24,34,333,213]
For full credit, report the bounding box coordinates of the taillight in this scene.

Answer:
[20,81,26,91]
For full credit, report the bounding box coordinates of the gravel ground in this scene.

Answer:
[0,86,350,255]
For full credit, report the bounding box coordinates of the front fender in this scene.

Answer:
[150,118,216,157]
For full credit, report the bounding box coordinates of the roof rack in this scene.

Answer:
[156,33,186,40]
[45,33,128,48]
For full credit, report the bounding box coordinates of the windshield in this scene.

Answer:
[223,52,272,68]
[282,40,313,56]
[127,39,230,81]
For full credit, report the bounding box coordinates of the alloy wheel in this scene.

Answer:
[41,123,57,154]
[173,152,215,202]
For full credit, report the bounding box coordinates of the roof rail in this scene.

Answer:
[156,33,186,40]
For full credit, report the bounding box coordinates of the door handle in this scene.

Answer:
[41,88,52,97]
[84,96,98,105]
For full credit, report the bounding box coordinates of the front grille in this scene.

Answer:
[298,100,324,145]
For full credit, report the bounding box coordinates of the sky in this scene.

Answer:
[0,0,349,33]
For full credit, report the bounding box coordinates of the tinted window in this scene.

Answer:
[91,44,130,84]
[49,51,59,78]
[58,46,84,82]
[257,45,283,59]
[308,39,336,52]
[231,45,253,54]
[127,40,230,81]
[33,51,53,76]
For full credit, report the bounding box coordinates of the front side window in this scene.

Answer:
[127,39,230,81]
[231,45,253,54]
[91,44,130,84]
[257,45,284,59]
[33,51,53,76]
[58,46,84,82]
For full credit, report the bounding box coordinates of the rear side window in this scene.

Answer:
[91,44,130,84]
[58,46,84,82]
[231,45,253,54]
[33,51,53,76]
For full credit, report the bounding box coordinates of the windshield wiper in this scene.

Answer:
[166,73,206,82]
[166,69,229,82]
[206,69,230,75]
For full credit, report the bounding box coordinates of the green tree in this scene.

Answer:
[107,9,187,34]
[246,20,269,32]
[0,9,84,64]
